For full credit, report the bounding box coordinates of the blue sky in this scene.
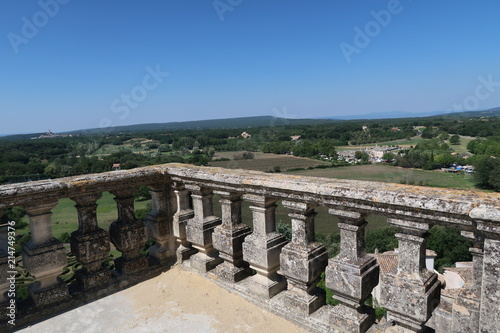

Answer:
[1,0,500,134]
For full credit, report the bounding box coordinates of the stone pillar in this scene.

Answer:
[212,191,252,282]
[325,209,379,333]
[145,184,175,266]
[70,193,112,290]
[109,189,148,275]
[22,201,70,307]
[242,195,287,299]
[185,184,222,273]
[172,181,196,262]
[278,201,328,315]
[451,231,483,333]
[379,218,440,332]
[477,219,500,333]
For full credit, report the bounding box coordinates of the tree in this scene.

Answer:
[427,226,472,272]
[434,153,456,167]
[449,134,461,145]
[473,156,500,191]
[382,152,395,161]
[365,227,398,253]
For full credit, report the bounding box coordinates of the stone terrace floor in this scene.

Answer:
[17,266,308,333]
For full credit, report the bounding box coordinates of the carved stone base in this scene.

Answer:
[329,304,374,333]
[114,256,148,275]
[176,243,197,263]
[275,287,325,315]
[148,244,175,266]
[451,288,480,333]
[241,273,286,299]
[215,261,251,283]
[381,272,440,332]
[326,256,379,308]
[75,269,113,291]
[29,277,70,307]
[190,252,222,273]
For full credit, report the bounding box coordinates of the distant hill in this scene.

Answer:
[63,116,335,136]
[1,107,498,141]
[430,109,500,118]
[329,110,445,120]
[329,108,500,120]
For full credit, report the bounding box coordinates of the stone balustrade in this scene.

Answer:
[0,163,498,333]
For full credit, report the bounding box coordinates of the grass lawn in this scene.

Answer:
[18,192,151,241]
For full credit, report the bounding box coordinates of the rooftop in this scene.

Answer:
[18,266,307,333]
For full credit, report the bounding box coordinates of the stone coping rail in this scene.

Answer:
[0,163,498,333]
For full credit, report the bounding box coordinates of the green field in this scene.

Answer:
[287,164,476,190]
[47,192,151,240]
[210,151,330,172]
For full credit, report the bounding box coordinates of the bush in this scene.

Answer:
[317,272,339,306]
[233,151,255,160]
[135,203,152,221]
[277,222,292,242]
[365,227,398,253]
[58,232,71,243]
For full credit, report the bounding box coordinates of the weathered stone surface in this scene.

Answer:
[380,219,440,332]
[172,182,196,262]
[450,232,483,333]
[21,201,70,307]
[278,201,328,315]
[479,237,500,333]
[145,185,176,266]
[185,185,222,273]
[0,163,498,333]
[110,190,148,275]
[213,191,252,282]
[325,209,379,333]
[242,195,287,299]
[70,193,112,290]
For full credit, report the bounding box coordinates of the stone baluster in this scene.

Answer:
[242,195,287,299]
[278,201,328,315]
[185,184,222,272]
[22,201,70,307]
[379,218,440,332]
[451,230,483,333]
[325,209,379,333]
[70,193,112,290]
[475,212,500,333]
[145,184,176,266]
[109,189,148,275]
[212,191,252,282]
[172,181,196,262]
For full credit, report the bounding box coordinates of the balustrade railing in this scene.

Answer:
[0,163,498,333]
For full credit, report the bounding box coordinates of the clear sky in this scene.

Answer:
[1,0,500,135]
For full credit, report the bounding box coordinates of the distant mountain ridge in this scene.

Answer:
[63,116,333,136]
[1,108,498,140]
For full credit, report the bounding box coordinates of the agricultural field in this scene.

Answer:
[287,164,476,190]
[336,135,473,153]
[209,151,330,172]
